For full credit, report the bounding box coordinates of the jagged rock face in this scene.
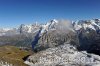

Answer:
[24,44,100,66]
[33,30,79,52]
[32,20,79,51]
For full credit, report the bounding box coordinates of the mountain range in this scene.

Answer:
[0,19,100,36]
[0,19,100,52]
[0,19,100,66]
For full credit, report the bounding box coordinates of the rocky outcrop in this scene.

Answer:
[25,44,100,66]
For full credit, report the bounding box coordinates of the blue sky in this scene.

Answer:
[0,0,100,28]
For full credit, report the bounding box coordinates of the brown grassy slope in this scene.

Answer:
[0,46,31,66]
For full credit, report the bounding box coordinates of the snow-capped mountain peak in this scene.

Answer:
[73,19,100,32]
[40,19,58,34]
